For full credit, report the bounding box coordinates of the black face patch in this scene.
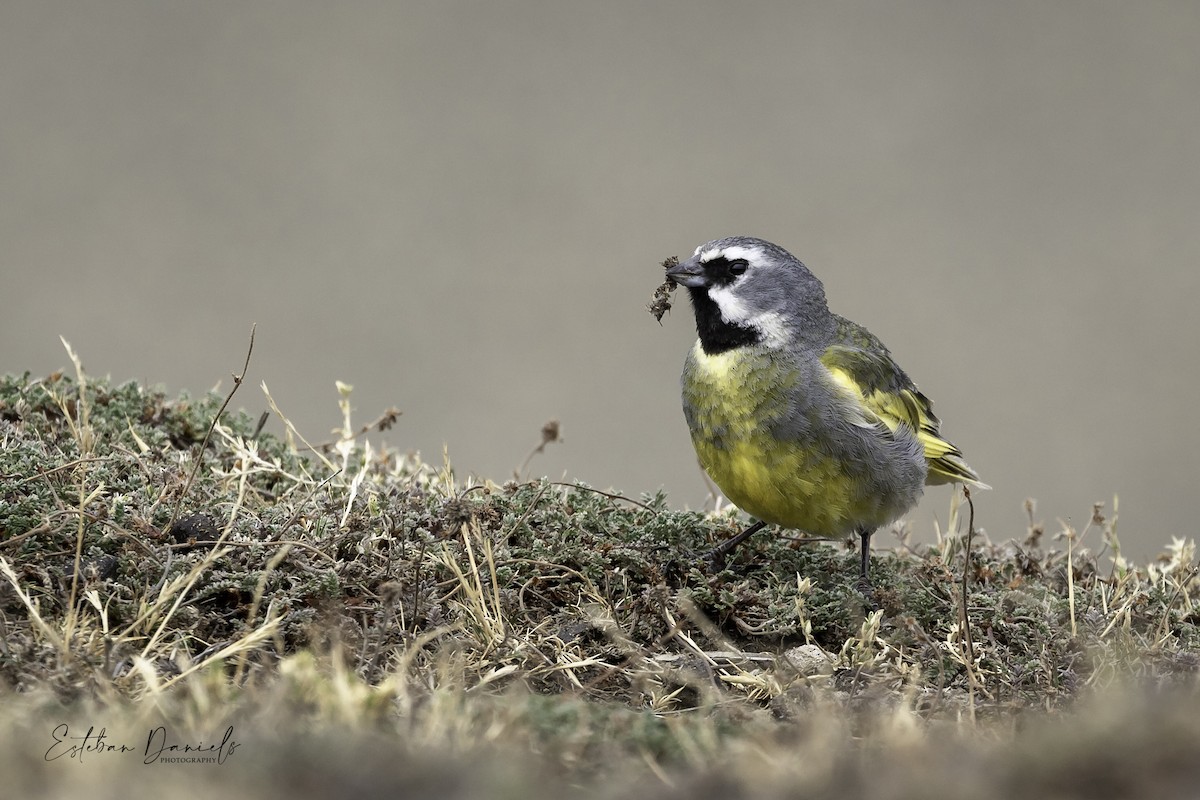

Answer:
[686,285,761,355]
[701,256,750,287]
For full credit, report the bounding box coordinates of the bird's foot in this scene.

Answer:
[700,519,767,570]
[701,543,730,570]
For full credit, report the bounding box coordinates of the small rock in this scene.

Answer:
[783,644,836,676]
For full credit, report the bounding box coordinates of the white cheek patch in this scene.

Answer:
[754,312,791,348]
[706,283,753,322]
[707,284,791,348]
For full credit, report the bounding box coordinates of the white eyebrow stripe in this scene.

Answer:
[698,244,762,263]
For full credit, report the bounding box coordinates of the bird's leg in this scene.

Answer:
[705,519,767,565]
[856,527,875,596]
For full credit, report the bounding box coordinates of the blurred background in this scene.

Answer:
[2,1,1196,560]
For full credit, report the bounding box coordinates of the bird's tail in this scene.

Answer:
[923,440,990,490]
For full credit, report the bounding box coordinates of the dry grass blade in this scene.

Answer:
[166,323,257,534]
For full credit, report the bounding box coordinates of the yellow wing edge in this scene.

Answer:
[826,366,990,490]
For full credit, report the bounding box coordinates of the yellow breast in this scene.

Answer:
[682,342,896,536]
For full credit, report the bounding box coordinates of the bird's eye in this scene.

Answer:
[728,259,749,276]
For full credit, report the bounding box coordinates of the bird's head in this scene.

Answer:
[666,236,831,353]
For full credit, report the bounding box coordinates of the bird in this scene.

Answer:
[665,236,986,593]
